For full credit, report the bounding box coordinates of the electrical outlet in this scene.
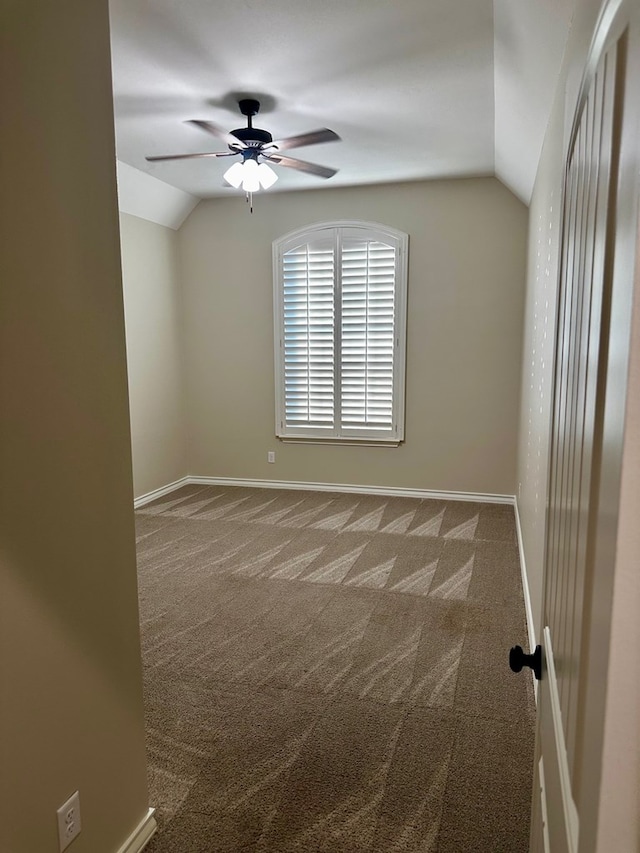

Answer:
[267,451,275,463]
[57,791,81,851]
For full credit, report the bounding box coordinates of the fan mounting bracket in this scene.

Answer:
[238,98,261,118]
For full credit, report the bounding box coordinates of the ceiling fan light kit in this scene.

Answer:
[146,98,340,212]
[223,157,278,191]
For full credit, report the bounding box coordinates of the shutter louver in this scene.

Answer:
[282,241,335,429]
[340,239,396,432]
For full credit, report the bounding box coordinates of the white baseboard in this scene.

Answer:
[514,497,538,702]
[513,497,536,651]
[114,809,157,853]
[186,475,515,505]
[134,477,190,509]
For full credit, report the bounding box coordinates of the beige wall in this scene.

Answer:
[120,213,187,498]
[179,178,527,495]
[0,2,150,852]
[516,0,605,638]
[515,109,565,638]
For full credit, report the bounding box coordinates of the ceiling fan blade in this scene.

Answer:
[264,153,338,179]
[267,128,340,152]
[146,151,236,162]
[187,119,247,149]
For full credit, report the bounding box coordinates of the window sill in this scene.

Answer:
[277,437,402,448]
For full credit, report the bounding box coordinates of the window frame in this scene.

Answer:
[273,220,408,445]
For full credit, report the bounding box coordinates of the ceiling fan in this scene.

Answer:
[146,98,340,197]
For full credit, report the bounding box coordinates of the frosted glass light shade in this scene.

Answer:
[223,158,279,193]
[223,161,244,188]
[257,162,278,189]
[241,159,260,193]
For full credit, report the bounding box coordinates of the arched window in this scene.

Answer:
[273,220,408,444]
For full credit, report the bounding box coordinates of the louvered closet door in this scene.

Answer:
[534,41,618,853]
[530,5,640,849]
[340,238,396,433]
[545,42,617,779]
[282,238,335,431]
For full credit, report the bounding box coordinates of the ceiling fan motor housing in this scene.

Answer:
[230,126,273,147]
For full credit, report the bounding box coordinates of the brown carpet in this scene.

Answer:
[137,484,535,853]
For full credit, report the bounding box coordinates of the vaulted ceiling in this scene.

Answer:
[110,0,575,210]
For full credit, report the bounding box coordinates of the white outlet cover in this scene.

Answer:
[57,791,81,852]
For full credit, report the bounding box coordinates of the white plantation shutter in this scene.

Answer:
[274,222,407,443]
[282,238,335,429]
[340,238,396,432]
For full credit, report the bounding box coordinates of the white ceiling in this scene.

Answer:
[110,0,574,208]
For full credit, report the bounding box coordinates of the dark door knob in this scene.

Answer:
[509,644,542,681]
